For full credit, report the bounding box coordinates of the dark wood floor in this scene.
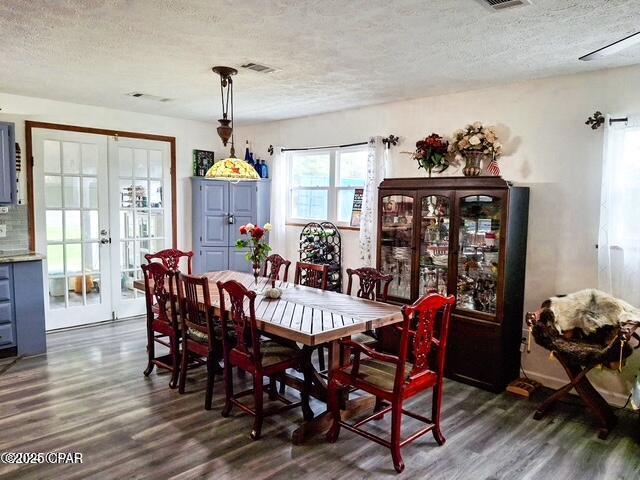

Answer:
[0,318,639,480]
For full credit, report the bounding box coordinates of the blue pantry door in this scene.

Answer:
[202,181,229,246]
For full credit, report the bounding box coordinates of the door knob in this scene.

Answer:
[228,214,235,225]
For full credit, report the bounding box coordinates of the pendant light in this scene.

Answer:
[206,66,259,181]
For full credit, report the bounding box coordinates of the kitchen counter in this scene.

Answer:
[0,250,45,264]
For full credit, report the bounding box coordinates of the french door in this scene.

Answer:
[33,129,172,330]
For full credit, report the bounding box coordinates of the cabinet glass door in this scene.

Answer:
[456,194,502,315]
[419,195,450,296]
[380,194,414,300]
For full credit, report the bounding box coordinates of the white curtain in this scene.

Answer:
[358,136,386,266]
[269,146,288,256]
[598,115,640,306]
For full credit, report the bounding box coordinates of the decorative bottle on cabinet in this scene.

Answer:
[377,177,529,392]
[191,177,271,274]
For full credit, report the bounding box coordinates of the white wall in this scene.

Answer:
[236,64,640,406]
[0,92,223,249]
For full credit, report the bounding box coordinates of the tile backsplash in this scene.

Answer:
[0,205,29,251]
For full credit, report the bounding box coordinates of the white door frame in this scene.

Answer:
[28,123,176,330]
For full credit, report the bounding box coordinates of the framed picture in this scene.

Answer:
[193,149,215,176]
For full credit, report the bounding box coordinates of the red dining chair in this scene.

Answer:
[262,253,291,283]
[217,279,313,440]
[346,267,394,345]
[145,248,194,274]
[294,262,329,291]
[326,292,456,473]
[176,273,223,410]
[294,261,330,372]
[141,262,180,388]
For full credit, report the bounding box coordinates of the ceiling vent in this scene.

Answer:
[125,92,172,103]
[240,62,278,74]
[475,0,532,10]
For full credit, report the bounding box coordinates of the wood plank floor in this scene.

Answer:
[0,318,638,480]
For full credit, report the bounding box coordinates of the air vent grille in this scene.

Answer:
[125,92,172,103]
[240,62,278,74]
[476,0,531,10]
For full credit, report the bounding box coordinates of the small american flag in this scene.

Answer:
[486,157,500,176]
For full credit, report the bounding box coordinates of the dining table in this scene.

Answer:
[134,269,404,443]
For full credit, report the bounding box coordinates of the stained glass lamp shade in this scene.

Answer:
[205,158,259,181]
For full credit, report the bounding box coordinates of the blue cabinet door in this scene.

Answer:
[0,123,16,204]
[199,247,228,273]
[229,182,257,245]
[202,181,228,246]
[229,248,252,273]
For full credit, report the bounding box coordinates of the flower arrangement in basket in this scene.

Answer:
[405,133,450,177]
[236,222,272,283]
[449,122,503,176]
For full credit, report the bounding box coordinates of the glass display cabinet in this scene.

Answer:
[377,177,529,392]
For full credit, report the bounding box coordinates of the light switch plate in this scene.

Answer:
[0,225,6,237]
[0,207,8,214]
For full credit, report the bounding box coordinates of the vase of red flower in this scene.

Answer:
[236,222,272,284]
[404,133,450,177]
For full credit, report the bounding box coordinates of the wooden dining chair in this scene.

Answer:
[176,273,223,410]
[294,261,330,371]
[326,292,456,473]
[346,267,394,346]
[145,248,194,274]
[141,262,180,388]
[294,262,329,291]
[217,279,313,440]
[262,253,291,283]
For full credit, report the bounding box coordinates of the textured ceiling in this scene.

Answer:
[0,0,639,124]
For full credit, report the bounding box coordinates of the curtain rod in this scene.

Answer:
[281,141,368,152]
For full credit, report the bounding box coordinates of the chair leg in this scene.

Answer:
[251,373,264,440]
[301,348,314,421]
[143,329,155,376]
[317,346,326,371]
[221,359,234,417]
[169,335,180,389]
[268,376,277,401]
[431,382,446,445]
[178,344,189,394]
[205,352,216,410]
[391,400,404,473]
[279,371,286,395]
[325,377,342,443]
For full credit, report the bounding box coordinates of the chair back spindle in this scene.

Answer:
[263,253,291,283]
[346,267,393,302]
[141,262,176,326]
[294,262,329,290]
[177,274,216,351]
[217,280,260,361]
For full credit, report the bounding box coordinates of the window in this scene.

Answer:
[287,146,367,226]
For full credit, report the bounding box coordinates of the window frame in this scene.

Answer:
[286,145,367,227]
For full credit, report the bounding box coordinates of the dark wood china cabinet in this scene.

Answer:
[377,177,529,392]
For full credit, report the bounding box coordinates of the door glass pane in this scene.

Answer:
[119,147,133,177]
[291,189,328,220]
[134,181,148,207]
[65,243,82,274]
[82,210,99,240]
[68,275,85,307]
[136,210,149,238]
[86,274,101,305]
[291,153,330,187]
[120,210,134,239]
[149,181,162,208]
[379,195,414,300]
[64,210,81,240]
[62,142,81,174]
[47,245,64,275]
[121,241,135,270]
[63,176,81,208]
[121,271,136,299]
[83,242,100,272]
[134,149,148,177]
[46,210,63,242]
[45,176,62,208]
[149,211,164,238]
[457,195,501,315]
[81,144,98,175]
[48,276,66,309]
[419,196,450,296]
[120,180,134,208]
[44,140,61,173]
[82,177,98,208]
[149,151,163,178]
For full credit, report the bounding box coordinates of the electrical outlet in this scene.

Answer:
[0,207,8,214]
[0,225,6,238]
